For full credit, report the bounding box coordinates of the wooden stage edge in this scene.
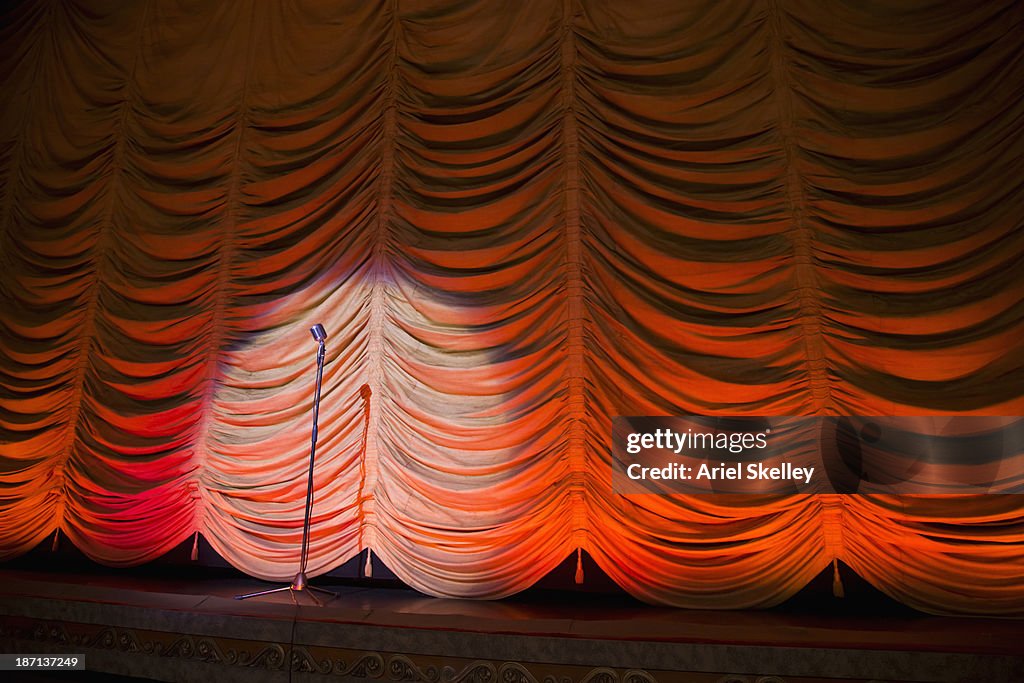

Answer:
[0,568,1020,683]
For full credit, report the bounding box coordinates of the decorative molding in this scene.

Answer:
[387,652,441,681]
[291,646,386,677]
[579,668,617,683]
[0,615,800,683]
[622,671,658,683]
[498,662,539,683]
[0,618,287,672]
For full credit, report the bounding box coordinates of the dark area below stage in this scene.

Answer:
[15,673,160,682]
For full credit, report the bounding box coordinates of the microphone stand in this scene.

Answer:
[235,326,337,606]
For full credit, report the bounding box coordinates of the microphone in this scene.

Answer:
[310,324,327,343]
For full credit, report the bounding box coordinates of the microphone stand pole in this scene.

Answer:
[235,326,337,606]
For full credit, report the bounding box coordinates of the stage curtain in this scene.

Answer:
[1,0,1021,615]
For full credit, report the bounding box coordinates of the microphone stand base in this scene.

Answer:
[234,573,338,606]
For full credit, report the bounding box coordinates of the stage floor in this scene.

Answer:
[0,567,1021,683]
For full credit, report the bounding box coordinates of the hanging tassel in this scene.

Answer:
[574,548,584,585]
[51,529,60,552]
[364,549,373,578]
[190,532,199,561]
[832,558,844,598]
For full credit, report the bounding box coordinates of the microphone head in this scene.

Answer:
[310,324,327,343]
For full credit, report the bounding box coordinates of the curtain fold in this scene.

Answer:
[1,0,1022,614]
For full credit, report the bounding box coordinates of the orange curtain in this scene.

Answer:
[1,0,1021,615]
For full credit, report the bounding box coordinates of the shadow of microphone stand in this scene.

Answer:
[235,323,338,606]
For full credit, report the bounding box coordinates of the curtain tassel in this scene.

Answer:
[190,532,199,561]
[364,549,373,578]
[574,548,584,585]
[832,558,844,598]
[51,529,60,552]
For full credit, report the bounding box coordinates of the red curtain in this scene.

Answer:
[1,0,1022,615]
